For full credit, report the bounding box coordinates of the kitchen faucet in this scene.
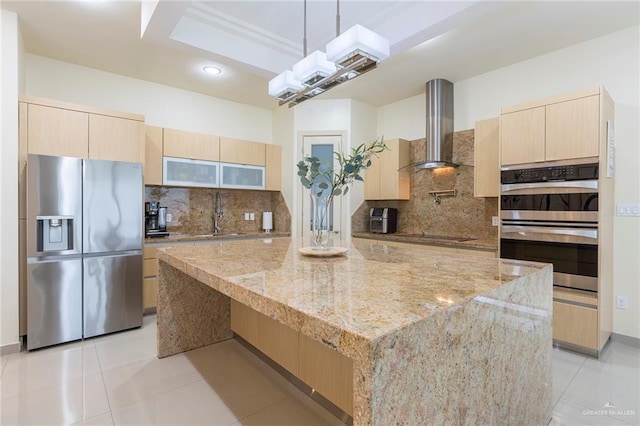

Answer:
[213,191,223,234]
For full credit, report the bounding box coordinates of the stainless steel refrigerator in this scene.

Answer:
[27,154,143,350]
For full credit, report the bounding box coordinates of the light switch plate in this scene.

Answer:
[616,203,640,216]
[244,212,250,220]
[491,216,499,226]
[166,213,172,223]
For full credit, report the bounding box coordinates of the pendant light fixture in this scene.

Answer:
[268,0,389,107]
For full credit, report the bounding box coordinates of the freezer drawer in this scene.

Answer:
[27,256,83,350]
[83,251,143,338]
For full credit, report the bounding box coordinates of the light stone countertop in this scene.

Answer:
[157,237,544,343]
[352,231,498,251]
[145,231,290,245]
[156,237,553,424]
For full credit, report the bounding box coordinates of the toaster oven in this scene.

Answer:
[369,208,398,234]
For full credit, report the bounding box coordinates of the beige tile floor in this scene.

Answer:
[1,315,638,425]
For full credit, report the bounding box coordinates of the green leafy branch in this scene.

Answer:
[297,136,387,198]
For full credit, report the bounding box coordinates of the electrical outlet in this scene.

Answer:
[244,212,250,220]
[491,216,499,226]
[166,213,172,223]
[250,212,255,221]
[616,296,628,310]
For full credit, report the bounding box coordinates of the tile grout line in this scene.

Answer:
[552,353,589,410]
[93,345,117,425]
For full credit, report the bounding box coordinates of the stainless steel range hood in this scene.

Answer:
[414,79,458,170]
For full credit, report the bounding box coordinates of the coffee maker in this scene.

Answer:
[145,201,169,238]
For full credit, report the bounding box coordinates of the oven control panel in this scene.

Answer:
[501,163,599,184]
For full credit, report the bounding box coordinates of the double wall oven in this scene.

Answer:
[500,158,599,293]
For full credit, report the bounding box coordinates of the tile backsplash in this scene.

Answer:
[353,129,499,240]
[145,187,291,235]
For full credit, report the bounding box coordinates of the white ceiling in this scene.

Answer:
[3,0,639,110]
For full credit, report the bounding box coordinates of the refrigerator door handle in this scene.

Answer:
[27,254,82,264]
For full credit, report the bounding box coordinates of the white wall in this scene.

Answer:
[349,99,378,218]
[376,93,424,140]
[25,55,273,143]
[377,26,640,339]
[1,10,23,352]
[291,99,352,237]
[276,98,377,238]
[272,104,294,222]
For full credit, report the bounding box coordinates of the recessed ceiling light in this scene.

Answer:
[202,66,222,76]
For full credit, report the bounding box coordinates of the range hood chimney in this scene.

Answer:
[414,78,458,170]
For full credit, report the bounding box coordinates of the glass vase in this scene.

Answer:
[310,193,332,250]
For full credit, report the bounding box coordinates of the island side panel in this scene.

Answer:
[157,260,233,358]
[365,266,553,425]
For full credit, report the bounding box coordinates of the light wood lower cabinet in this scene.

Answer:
[230,299,353,416]
[230,300,261,347]
[143,278,159,311]
[259,315,299,376]
[143,245,164,312]
[553,288,599,351]
[298,334,353,416]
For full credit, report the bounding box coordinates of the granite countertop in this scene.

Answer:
[352,232,498,251]
[145,231,290,244]
[157,237,546,343]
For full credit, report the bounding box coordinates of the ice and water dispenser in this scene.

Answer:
[36,215,74,252]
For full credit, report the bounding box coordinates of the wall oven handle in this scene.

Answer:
[501,180,598,194]
[501,225,598,243]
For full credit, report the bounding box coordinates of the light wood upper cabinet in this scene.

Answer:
[89,114,143,163]
[545,95,599,161]
[500,107,545,166]
[144,125,163,185]
[163,128,220,161]
[26,103,89,158]
[474,117,500,197]
[265,144,282,191]
[364,138,410,200]
[363,147,381,200]
[500,88,603,166]
[220,137,266,166]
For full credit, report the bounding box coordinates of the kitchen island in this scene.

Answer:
[157,238,552,425]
